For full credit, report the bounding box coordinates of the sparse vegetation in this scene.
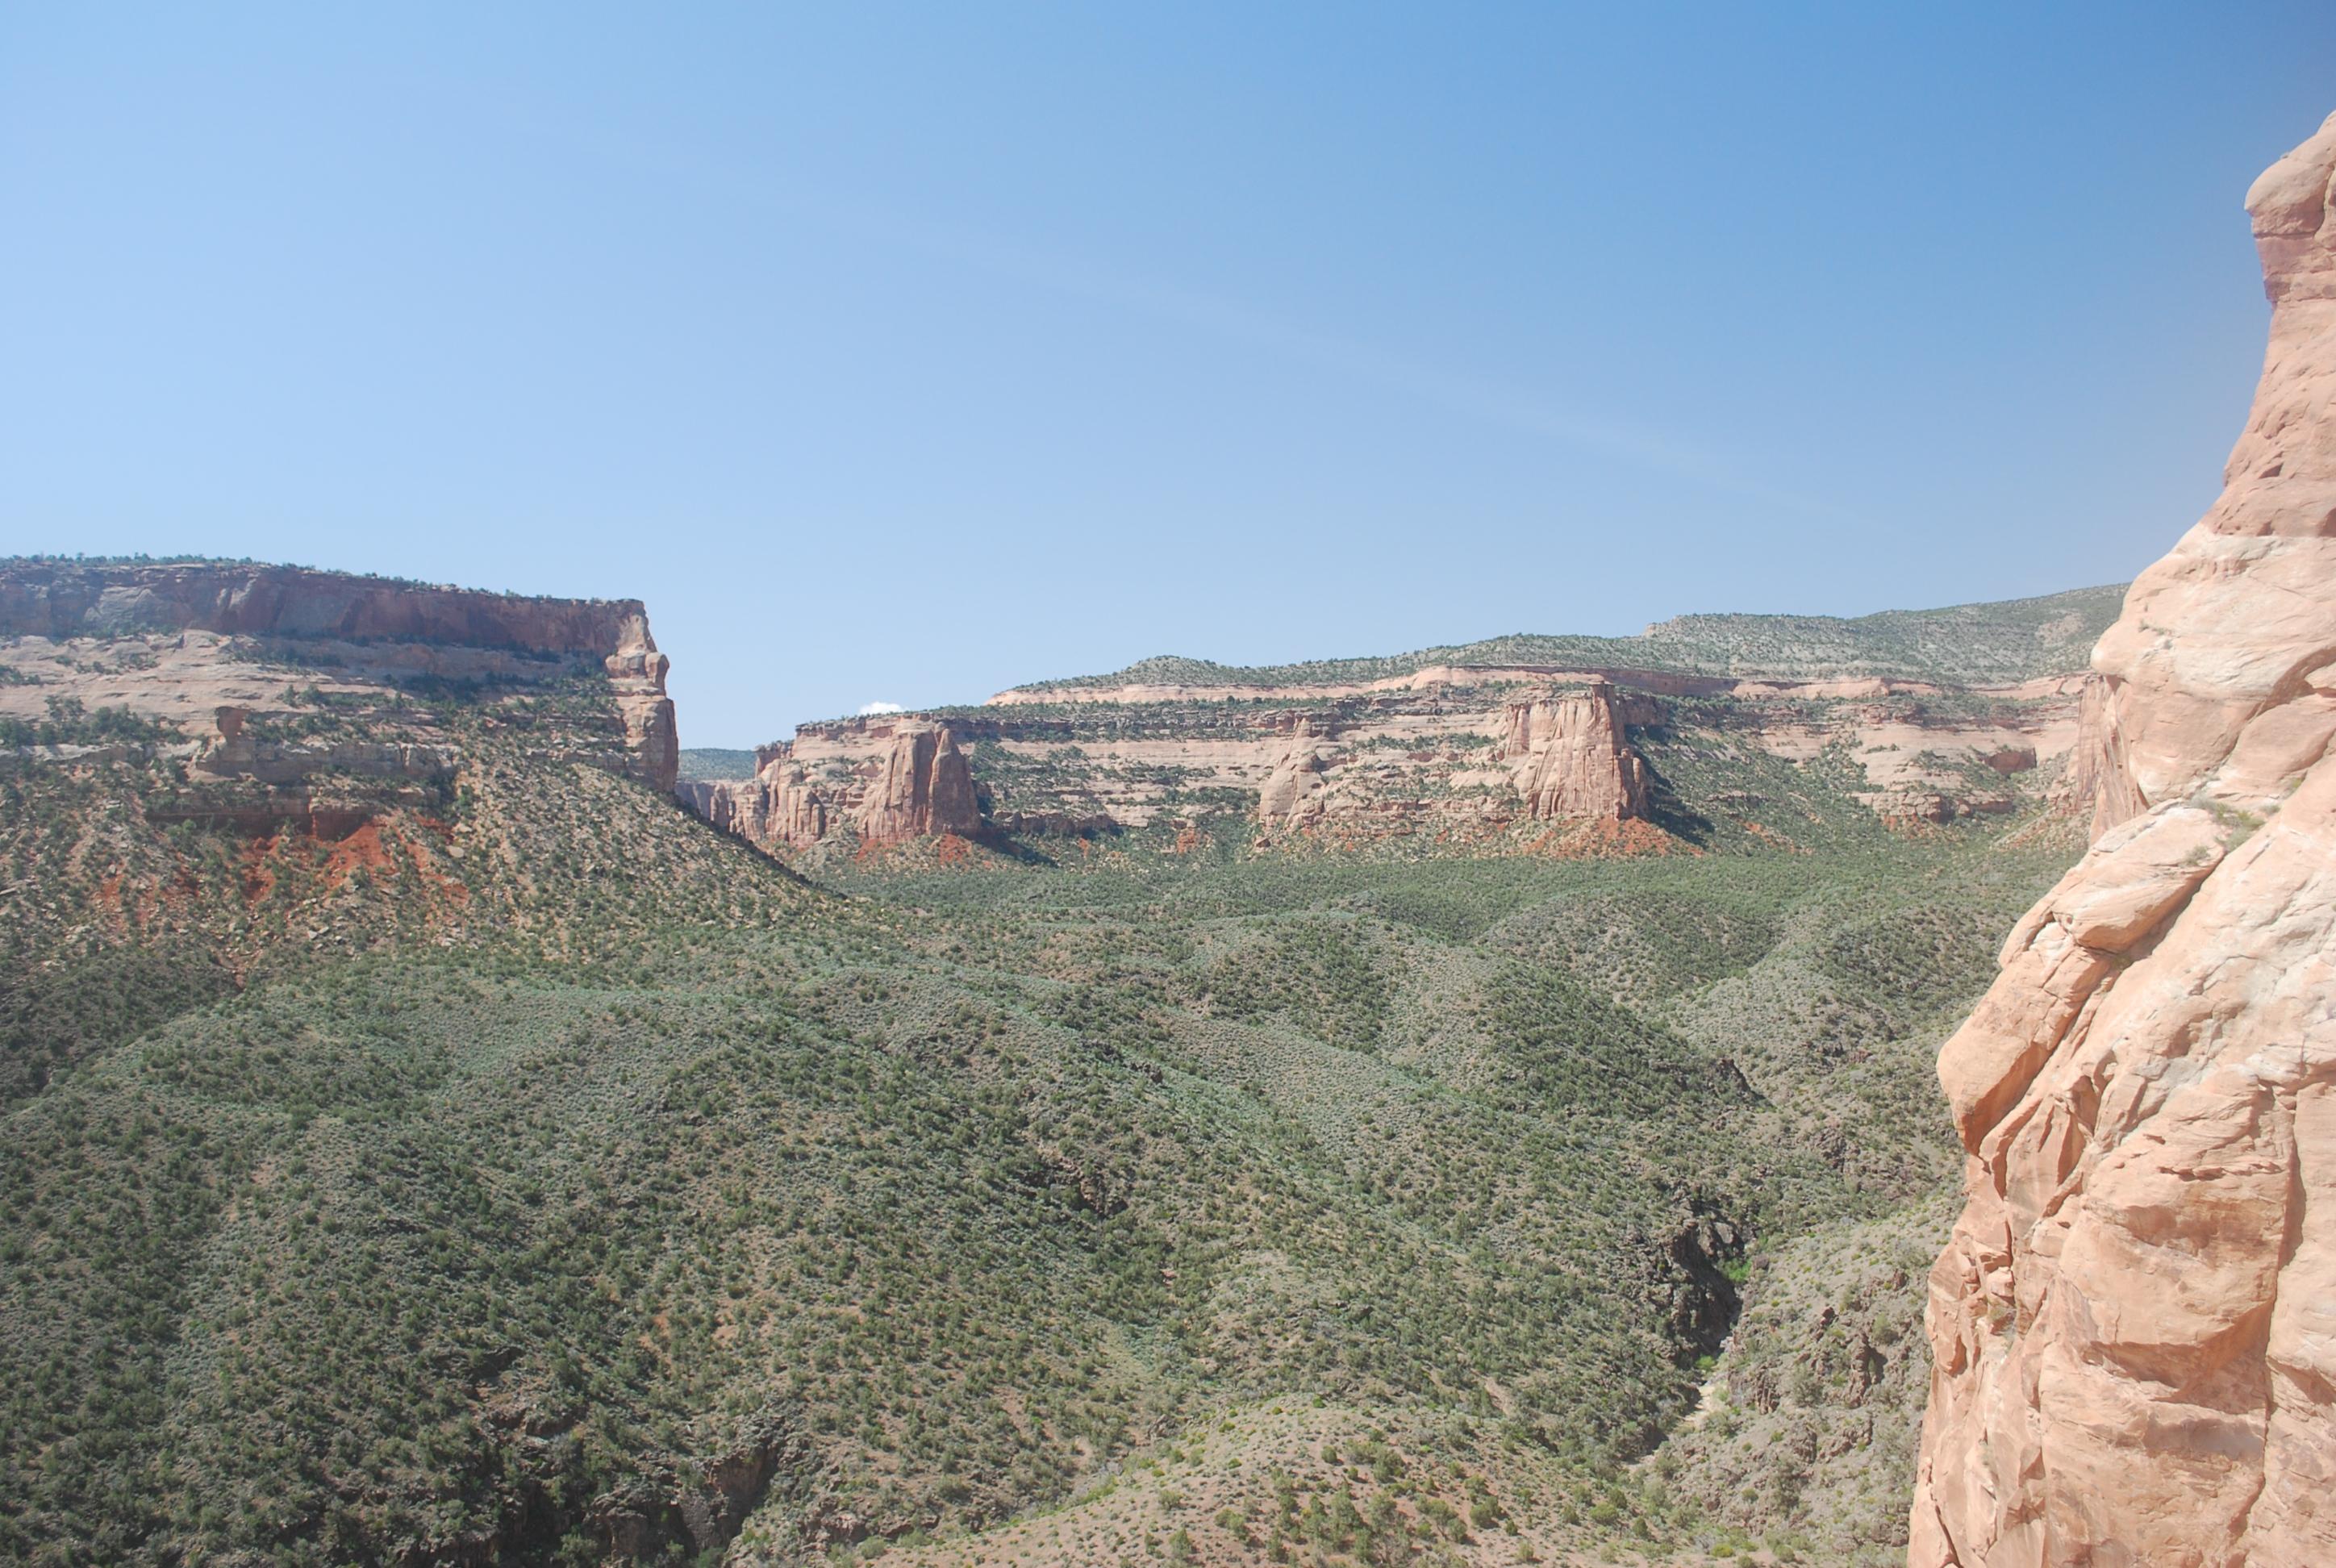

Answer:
[0,597,2082,1566]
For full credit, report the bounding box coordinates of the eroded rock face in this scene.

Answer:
[1500,682,1656,820]
[1256,722,1339,831]
[683,722,987,853]
[0,561,647,653]
[0,561,680,794]
[1910,110,2336,1568]
[603,611,679,795]
[855,722,982,844]
[680,753,828,853]
[687,658,2087,853]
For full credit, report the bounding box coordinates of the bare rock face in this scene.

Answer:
[0,561,680,794]
[854,722,981,844]
[0,560,655,659]
[603,611,679,796]
[681,751,828,853]
[1911,111,2336,1568]
[1256,722,1340,831]
[683,723,987,853]
[1500,681,1655,820]
[685,654,2092,851]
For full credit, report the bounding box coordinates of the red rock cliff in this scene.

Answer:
[0,561,678,793]
[1910,111,2336,1567]
[682,753,828,853]
[1499,681,1656,820]
[855,723,982,845]
[2,561,647,653]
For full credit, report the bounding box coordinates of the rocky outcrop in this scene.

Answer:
[682,723,988,853]
[680,755,828,853]
[586,1408,810,1562]
[855,722,981,844]
[686,658,2086,852]
[1256,722,1339,831]
[190,704,457,788]
[1500,682,1656,820]
[603,612,678,794]
[0,561,680,793]
[1911,111,2336,1568]
[0,561,649,655]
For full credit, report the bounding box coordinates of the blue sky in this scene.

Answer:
[3,5,2331,744]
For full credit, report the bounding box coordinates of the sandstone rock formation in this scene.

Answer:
[0,560,650,656]
[854,723,982,844]
[680,750,829,853]
[1256,723,1340,831]
[686,656,2088,853]
[1500,682,1656,820]
[0,561,680,793]
[1911,110,2336,1567]
[603,611,679,795]
[190,703,457,788]
[682,721,991,853]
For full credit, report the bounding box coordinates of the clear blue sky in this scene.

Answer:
[3,5,2330,744]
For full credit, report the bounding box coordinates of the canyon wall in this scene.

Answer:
[1,561,680,795]
[686,664,2084,855]
[1500,681,1658,821]
[2,561,649,657]
[686,719,984,853]
[1911,111,2336,1567]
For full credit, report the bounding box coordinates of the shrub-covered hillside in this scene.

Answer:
[0,657,2072,1568]
[1012,583,2124,693]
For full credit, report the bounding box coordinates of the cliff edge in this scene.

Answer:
[1911,111,2336,1566]
[0,560,678,794]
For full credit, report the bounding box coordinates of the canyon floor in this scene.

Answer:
[0,561,2107,1568]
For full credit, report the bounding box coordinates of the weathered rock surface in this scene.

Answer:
[690,720,986,853]
[1255,722,1340,831]
[854,722,981,844]
[603,611,679,796]
[1500,680,1657,820]
[0,561,679,794]
[1911,109,2336,1568]
[688,659,2086,855]
[679,752,828,853]
[2,560,649,656]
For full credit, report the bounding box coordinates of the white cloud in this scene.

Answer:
[857,700,906,715]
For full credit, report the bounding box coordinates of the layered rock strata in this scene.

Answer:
[0,561,680,794]
[2,560,651,657]
[678,752,828,853]
[602,614,679,795]
[1499,681,1657,820]
[1911,110,2336,1567]
[687,722,982,853]
[687,664,2085,853]
[1256,723,1341,832]
[855,723,981,844]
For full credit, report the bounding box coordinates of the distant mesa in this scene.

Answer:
[679,587,2117,859]
[2,558,2118,864]
[0,558,680,813]
[987,584,2126,707]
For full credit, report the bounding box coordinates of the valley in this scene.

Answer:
[6,115,2330,1556]
[1,558,2096,1567]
